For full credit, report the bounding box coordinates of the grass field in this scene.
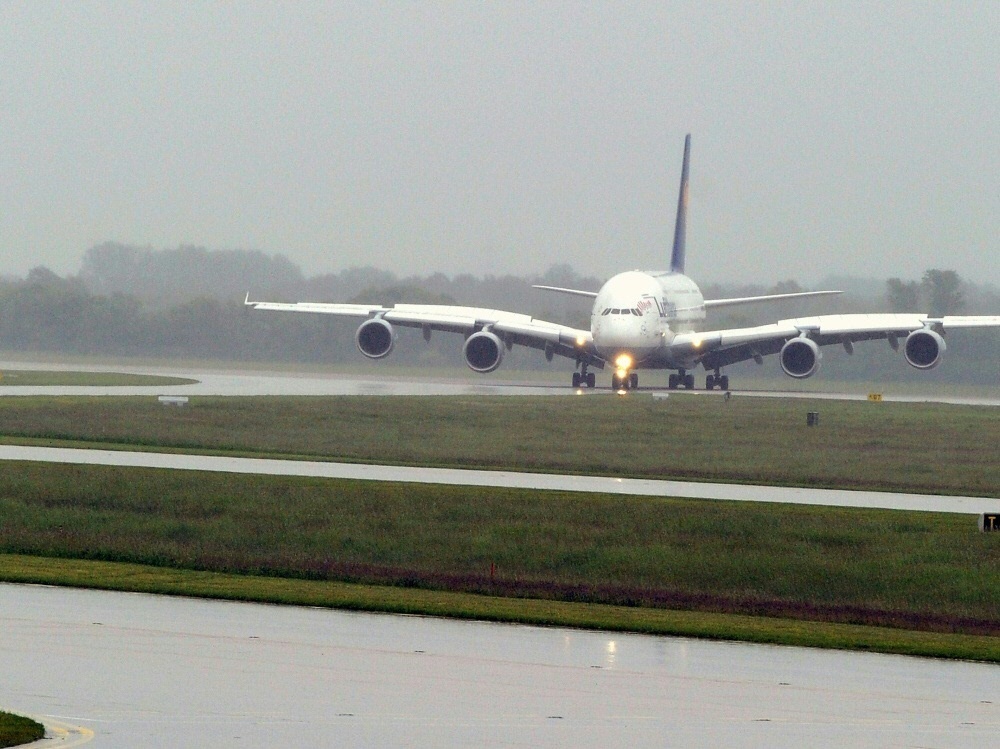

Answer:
[0,370,197,386]
[1,462,997,640]
[1,394,997,660]
[0,395,996,496]
[0,712,44,748]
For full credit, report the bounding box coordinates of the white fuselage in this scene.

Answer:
[590,270,705,369]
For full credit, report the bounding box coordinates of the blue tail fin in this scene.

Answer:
[670,134,691,274]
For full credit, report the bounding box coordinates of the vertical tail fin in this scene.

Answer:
[670,134,691,274]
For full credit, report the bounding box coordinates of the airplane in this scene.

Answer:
[246,135,1000,391]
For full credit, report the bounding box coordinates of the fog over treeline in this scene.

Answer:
[2,243,998,384]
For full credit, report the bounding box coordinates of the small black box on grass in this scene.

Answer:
[806,411,819,426]
[979,513,1000,532]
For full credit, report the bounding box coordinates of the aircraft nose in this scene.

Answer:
[595,316,643,351]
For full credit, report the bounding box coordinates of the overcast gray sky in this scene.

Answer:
[2,1,997,286]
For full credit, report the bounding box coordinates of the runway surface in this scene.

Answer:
[1,357,999,405]
[0,444,996,515]
[3,583,997,749]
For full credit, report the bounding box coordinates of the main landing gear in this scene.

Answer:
[667,369,730,390]
[572,364,596,389]
[611,371,639,390]
[705,369,730,390]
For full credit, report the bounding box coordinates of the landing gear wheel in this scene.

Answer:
[668,374,678,389]
[629,372,639,389]
[572,372,581,388]
[611,373,621,390]
[684,374,695,389]
[586,372,596,388]
[706,374,715,390]
[720,375,730,390]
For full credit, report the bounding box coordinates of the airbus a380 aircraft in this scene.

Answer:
[247,135,1000,390]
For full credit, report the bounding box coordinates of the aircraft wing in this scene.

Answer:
[703,289,843,309]
[531,284,599,299]
[245,296,602,365]
[669,313,1000,369]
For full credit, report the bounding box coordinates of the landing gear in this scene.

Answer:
[668,370,695,389]
[705,370,730,390]
[572,365,596,389]
[611,371,639,390]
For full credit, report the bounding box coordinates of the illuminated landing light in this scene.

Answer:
[575,388,584,395]
[692,338,703,349]
[614,354,633,370]
[575,335,587,347]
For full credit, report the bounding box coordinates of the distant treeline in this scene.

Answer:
[1,242,998,383]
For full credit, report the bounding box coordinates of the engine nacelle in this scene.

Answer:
[355,318,396,359]
[780,337,822,379]
[463,331,504,373]
[904,329,946,370]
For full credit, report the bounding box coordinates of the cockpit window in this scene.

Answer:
[601,308,611,316]
[611,308,620,314]
[632,308,640,316]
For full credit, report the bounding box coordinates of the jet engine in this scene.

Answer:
[355,318,396,359]
[780,337,822,378]
[463,331,504,373]
[904,329,946,370]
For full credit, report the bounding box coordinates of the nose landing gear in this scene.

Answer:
[572,364,597,388]
[705,369,730,390]
[668,370,695,389]
[612,372,639,390]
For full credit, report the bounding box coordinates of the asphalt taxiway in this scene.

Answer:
[0,444,995,515]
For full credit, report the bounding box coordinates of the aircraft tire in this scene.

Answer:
[720,375,730,390]
[586,372,596,388]
[706,375,715,390]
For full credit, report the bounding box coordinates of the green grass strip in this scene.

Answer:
[0,395,997,496]
[0,370,197,386]
[0,711,44,749]
[2,461,998,634]
[2,554,997,663]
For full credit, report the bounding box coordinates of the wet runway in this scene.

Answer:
[1,358,999,405]
[3,583,997,749]
[0,444,995,515]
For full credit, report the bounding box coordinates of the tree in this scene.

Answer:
[886,278,921,312]
[769,279,803,295]
[921,269,964,316]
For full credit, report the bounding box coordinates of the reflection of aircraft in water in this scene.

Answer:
[248,135,1000,390]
